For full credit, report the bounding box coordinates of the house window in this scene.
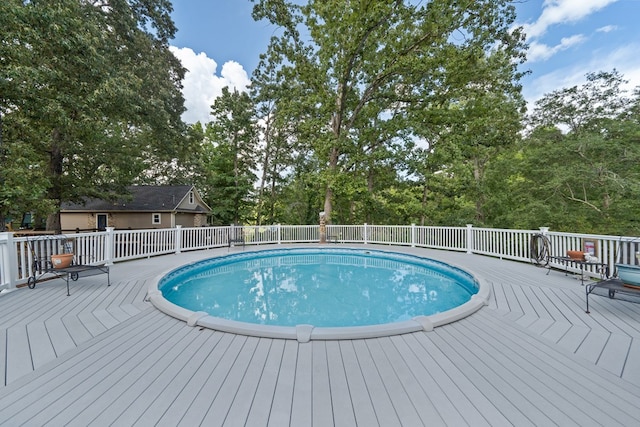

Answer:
[189,190,194,205]
[152,213,161,225]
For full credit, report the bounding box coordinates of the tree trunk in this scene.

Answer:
[233,132,240,225]
[47,129,64,234]
[325,80,347,223]
[365,166,375,224]
[473,157,485,223]
[256,128,272,226]
[420,183,429,226]
[323,184,334,222]
[324,144,339,222]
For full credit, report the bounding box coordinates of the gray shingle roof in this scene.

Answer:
[61,185,210,213]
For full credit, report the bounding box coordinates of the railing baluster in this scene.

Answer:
[3,224,640,288]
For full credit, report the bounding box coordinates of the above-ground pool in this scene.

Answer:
[148,247,489,341]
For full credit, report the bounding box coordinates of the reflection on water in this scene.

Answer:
[160,249,477,327]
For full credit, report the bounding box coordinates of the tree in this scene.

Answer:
[0,0,187,232]
[251,0,526,223]
[203,87,257,225]
[251,54,305,225]
[486,70,640,234]
[528,70,630,134]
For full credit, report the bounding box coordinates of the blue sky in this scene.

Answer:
[170,0,640,124]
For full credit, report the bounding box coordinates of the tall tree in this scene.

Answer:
[485,70,640,234]
[528,70,630,134]
[204,87,257,225]
[252,0,526,223]
[0,0,187,232]
[251,54,304,225]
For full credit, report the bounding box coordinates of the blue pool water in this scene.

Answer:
[158,248,478,328]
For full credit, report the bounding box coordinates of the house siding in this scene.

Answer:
[60,186,211,231]
[61,212,178,231]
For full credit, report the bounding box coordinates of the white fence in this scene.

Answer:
[1,224,639,291]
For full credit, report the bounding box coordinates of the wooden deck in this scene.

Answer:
[1,244,640,426]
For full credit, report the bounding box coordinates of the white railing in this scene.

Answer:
[1,224,639,290]
[472,227,534,261]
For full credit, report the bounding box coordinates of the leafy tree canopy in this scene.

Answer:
[0,0,187,231]
[251,0,527,223]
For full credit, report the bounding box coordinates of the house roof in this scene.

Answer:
[61,185,211,213]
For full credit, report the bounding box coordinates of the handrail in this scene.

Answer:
[2,224,639,290]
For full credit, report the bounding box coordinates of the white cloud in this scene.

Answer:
[169,46,251,124]
[596,25,617,33]
[522,0,619,39]
[597,44,640,92]
[523,42,640,109]
[527,34,586,62]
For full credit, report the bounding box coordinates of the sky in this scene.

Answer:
[169,0,640,124]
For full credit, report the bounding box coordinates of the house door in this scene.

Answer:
[97,214,108,231]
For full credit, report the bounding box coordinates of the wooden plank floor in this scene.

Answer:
[1,244,640,426]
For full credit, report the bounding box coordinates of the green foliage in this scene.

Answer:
[0,0,187,231]
[5,2,640,237]
[484,71,640,235]
[201,88,257,225]
[251,0,527,224]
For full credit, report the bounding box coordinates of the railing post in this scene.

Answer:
[0,232,17,290]
[277,224,281,244]
[105,227,115,265]
[175,225,182,254]
[466,224,474,254]
[363,223,368,244]
[411,223,416,247]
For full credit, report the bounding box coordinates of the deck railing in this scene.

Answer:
[1,224,639,291]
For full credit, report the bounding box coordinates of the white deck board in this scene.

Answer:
[385,335,457,425]
[426,325,539,426]
[456,314,599,426]
[222,338,273,427]
[365,338,425,426]
[200,336,261,427]
[623,338,640,383]
[577,329,611,363]
[157,332,238,426]
[1,245,640,426]
[128,330,228,426]
[350,339,403,426]
[45,317,77,357]
[337,340,380,426]
[311,341,335,426]
[88,326,205,426]
[474,312,640,423]
[244,339,285,426]
[0,329,5,386]
[390,334,477,426]
[266,339,298,427]
[598,333,633,377]
[26,321,56,370]
[290,340,312,427]
[5,326,33,385]
[326,340,358,427]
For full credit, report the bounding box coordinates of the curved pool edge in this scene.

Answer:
[147,246,491,342]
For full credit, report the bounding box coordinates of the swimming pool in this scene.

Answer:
[148,247,489,341]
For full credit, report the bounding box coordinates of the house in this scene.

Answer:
[60,185,211,231]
